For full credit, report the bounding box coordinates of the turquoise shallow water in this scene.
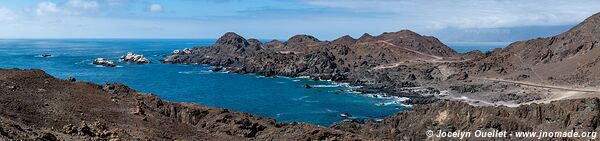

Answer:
[0,39,413,126]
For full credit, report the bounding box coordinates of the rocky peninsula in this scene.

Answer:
[163,12,600,107]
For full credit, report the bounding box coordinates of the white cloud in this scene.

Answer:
[0,8,17,22]
[33,0,102,16]
[149,4,162,12]
[303,0,600,29]
[35,2,60,16]
[66,0,100,10]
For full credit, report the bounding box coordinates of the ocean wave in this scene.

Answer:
[177,70,213,74]
[292,96,310,101]
[94,65,123,68]
[375,96,411,106]
[310,84,341,88]
[295,76,310,79]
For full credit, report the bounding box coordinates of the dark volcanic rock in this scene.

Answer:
[332,35,356,46]
[214,32,250,52]
[357,33,375,42]
[246,38,263,51]
[462,50,486,60]
[264,40,285,48]
[286,34,320,46]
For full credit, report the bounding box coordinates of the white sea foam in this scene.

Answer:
[296,76,310,79]
[292,96,310,101]
[367,94,412,107]
[310,84,340,88]
[178,70,212,74]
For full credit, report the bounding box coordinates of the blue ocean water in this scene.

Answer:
[446,42,511,53]
[0,39,415,126]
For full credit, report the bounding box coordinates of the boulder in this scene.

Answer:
[172,48,192,55]
[120,52,150,64]
[93,58,116,67]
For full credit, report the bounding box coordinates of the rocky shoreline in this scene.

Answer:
[2,69,600,140]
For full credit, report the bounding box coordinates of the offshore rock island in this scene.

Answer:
[2,12,600,141]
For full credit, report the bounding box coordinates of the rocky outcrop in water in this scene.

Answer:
[92,58,116,67]
[120,52,150,64]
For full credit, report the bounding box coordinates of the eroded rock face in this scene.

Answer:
[120,52,150,64]
[92,58,116,67]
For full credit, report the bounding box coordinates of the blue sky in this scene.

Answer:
[1,0,599,42]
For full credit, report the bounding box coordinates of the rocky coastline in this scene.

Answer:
[3,10,600,141]
[161,30,463,104]
[2,69,600,140]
